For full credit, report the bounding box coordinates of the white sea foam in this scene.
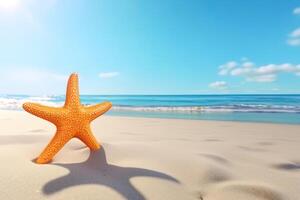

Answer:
[0,97,62,110]
[112,106,203,113]
[111,105,300,113]
[27,96,56,101]
[0,96,299,114]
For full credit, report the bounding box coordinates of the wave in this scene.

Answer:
[0,97,62,110]
[112,105,300,113]
[27,96,56,101]
[0,96,299,114]
[200,105,300,113]
[112,106,203,112]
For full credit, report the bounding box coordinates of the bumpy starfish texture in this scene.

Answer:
[23,73,112,164]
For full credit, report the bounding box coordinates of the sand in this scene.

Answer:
[0,110,299,200]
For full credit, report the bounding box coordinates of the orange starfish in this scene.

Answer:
[23,73,112,164]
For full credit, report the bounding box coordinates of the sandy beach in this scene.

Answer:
[0,110,299,200]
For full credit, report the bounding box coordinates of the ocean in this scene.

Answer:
[1,94,300,124]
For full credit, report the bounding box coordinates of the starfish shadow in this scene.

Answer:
[43,147,179,200]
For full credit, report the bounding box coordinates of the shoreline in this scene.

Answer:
[1,109,300,126]
[108,112,300,126]
[1,94,300,125]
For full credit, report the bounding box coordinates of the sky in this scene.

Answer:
[0,0,300,95]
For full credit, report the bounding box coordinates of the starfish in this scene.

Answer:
[23,73,112,164]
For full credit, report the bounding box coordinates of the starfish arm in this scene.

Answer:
[85,102,112,121]
[36,129,71,164]
[76,127,100,150]
[23,102,63,123]
[64,73,81,107]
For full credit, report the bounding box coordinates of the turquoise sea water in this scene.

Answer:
[1,94,300,124]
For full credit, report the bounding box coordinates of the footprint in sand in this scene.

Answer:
[257,142,274,146]
[198,153,229,165]
[203,182,284,200]
[238,146,266,152]
[197,164,232,186]
[204,139,223,142]
[273,161,300,171]
[194,162,233,200]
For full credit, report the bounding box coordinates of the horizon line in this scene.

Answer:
[1,93,300,96]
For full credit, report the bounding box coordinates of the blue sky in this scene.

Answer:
[0,0,300,95]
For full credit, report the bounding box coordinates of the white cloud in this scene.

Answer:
[218,61,238,75]
[218,59,300,83]
[99,72,119,78]
[209,81,228,89]
[294,7,300,15]
[290,28,300,38]
[287,38,300,46]
[242,62,254,68]
[287,28,300,46]
[287,7,300,46]
[246,74,276,83]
